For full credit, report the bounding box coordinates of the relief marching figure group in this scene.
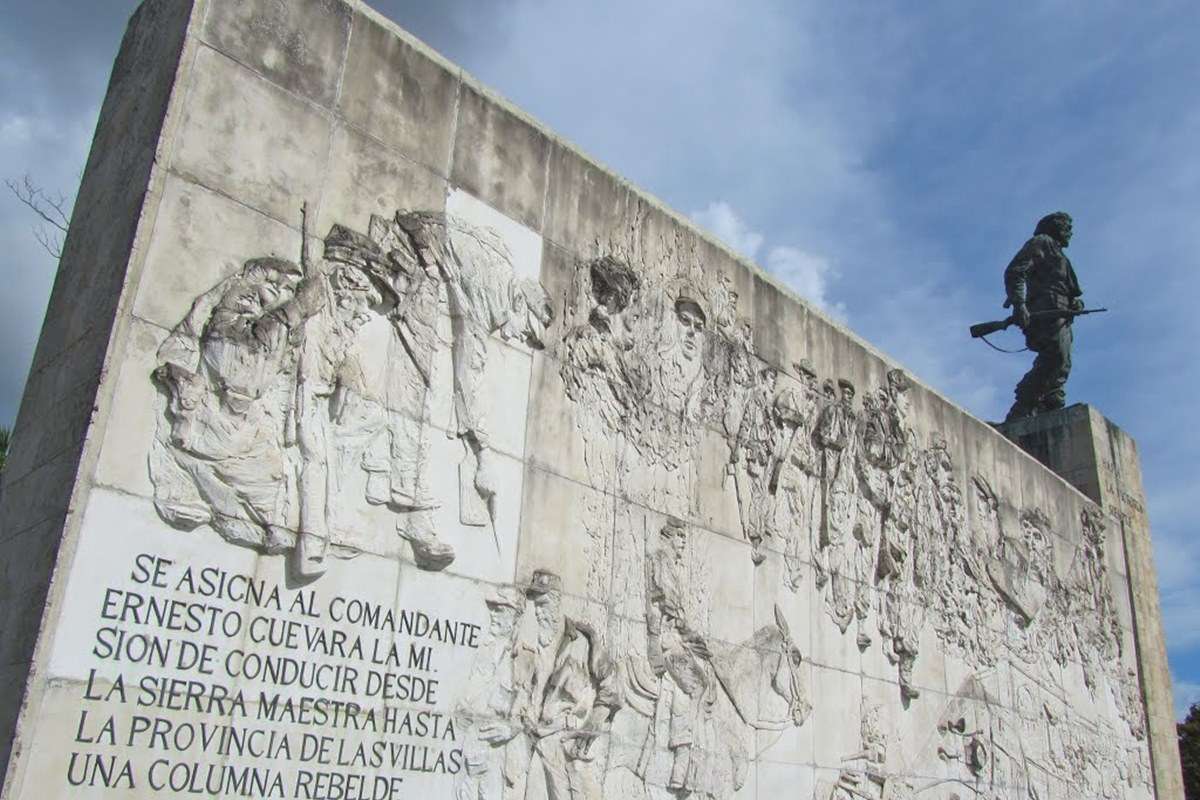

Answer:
[152,206,552,578]
[552,252,1147,799]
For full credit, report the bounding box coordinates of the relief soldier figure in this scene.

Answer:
[642,518,721,794]
[509,570,621,800]
[153,254,344,571]
[642,288,710,516]
[153,208,552,576]
[292,258,389,577]
[814,377,860,632]
[770,359,823,590]
[729,365,780,563]
[876,455,923,702]
[1002,211,1084,421]
[456,586,527,800]
[828,703,895,800]
[561,257,643,432]
[368,211,552,566]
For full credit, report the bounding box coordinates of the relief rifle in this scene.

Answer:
[300,200,312,274]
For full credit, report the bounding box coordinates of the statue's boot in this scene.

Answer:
[900,663,920,701]
[400,511,455,571]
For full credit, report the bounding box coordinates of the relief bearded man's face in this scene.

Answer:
[533,592,564,647]
[332,268,382,332]
[239,260,300,316]
[226,277,271,318]
[488,604,520,639]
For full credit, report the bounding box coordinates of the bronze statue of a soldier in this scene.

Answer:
[1002,211,1083,421]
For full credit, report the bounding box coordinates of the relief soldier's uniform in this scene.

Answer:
[643,522,717,792]
[153,257,327,554]
[1003,218,1083,420]
[455,587,524,800]
[771,364,822,590]
[511,571,621,800]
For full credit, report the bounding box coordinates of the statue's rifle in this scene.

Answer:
[968,307,1107,353]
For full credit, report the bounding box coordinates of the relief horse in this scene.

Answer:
[603,606,810,799]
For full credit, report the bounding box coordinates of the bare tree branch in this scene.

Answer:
[6,175,70,231]
[5,174,73,260]
[33,225,63,259]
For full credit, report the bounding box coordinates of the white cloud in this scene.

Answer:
[765,245,846,320]
[692,201,846,319]
[692,201,763,261]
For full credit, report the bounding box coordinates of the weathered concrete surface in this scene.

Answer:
[0,0,1177,798]
[1000,405,1184,800]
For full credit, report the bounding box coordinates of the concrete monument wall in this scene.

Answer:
[0,0,1179,798]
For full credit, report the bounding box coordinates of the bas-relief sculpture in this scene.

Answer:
[454,569,622,800]
[451,531,810,800]
[922,670,1153,800]
[152,208,552,578]
[553,249,1151,797]
[607,517,809,799]
[148,204,1151,798]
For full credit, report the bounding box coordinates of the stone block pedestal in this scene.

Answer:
[999,404,1184,800]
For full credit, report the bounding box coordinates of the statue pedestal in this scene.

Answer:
[999,404,1184,799]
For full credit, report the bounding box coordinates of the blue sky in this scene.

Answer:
[2,1,1198,716]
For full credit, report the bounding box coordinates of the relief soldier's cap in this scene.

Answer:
[659,516,688,539]
[670,280,708,322]
[523,569,562,597]
[485,586,525,611]
[793,358,817,378]
[837,377,856,392]
[244,255,303,278]
[323,223,383,266]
